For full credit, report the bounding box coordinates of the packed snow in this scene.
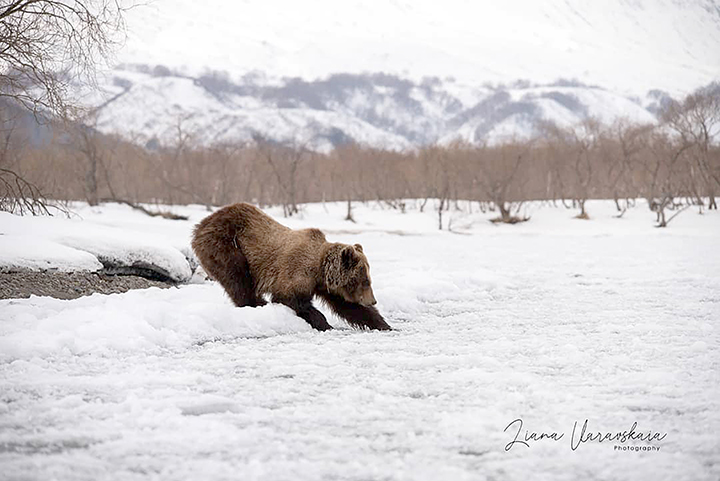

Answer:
[1,200,719,480]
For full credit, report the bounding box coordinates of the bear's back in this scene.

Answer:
[235,206,328,294]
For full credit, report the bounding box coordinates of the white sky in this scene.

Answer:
[117,0,720,95]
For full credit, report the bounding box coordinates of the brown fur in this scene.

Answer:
[191,203,391,331]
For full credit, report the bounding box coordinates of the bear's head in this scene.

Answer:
[324,243,377,306]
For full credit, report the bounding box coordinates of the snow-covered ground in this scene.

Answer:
[1,201,719,480]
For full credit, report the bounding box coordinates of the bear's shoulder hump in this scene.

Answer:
[302,228,326,242]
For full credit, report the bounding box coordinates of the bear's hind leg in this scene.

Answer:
[201,246,264,308]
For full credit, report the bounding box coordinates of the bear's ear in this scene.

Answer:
[341,245,357,269]
[354,243,363,253]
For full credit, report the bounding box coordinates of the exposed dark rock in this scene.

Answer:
[0,271,174,300]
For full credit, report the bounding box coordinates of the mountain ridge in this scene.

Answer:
[86,65,666,152]
[76,0,720,151]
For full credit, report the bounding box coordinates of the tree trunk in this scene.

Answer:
[575,199,589,219]
[85,156,98,206]
[499,203,511,222]
[437,198,445,230]
[345,197,355,222]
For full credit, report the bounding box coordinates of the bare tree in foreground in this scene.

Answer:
[0,105,51,214]
[0,0,127,117]
[0,0,128,213]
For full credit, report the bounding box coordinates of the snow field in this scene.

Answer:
[1,200,719,480]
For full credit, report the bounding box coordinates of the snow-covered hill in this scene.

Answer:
[78,0,720,151]
[88,66,663,152]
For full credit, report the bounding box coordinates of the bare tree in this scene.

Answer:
[0,111,50,214]
[0,0,129,213]
[472,142,531,224]
[260,140,309,217]
[418,146,455,229]
[602,120,652,217]
[73,120,104,206]
[331,144,364,222]
[0,1,128,117]
[663,84,720,210]
[642,132,693,227]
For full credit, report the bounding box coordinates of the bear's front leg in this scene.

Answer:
[274,295,333,331]
[318,292,392,331]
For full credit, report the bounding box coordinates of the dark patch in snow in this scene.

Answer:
[0,271,173,300]
[99,259,176,282]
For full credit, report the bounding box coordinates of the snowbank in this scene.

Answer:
[0,235,103,273]
[0,285,310,362]
[0,210,192,282]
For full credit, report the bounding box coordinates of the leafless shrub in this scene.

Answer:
[0,167,50,214]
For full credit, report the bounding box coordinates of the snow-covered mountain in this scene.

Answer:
[87,66,661,151]
[81,0,719,151]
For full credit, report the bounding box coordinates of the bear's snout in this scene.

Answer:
[362,290,377,307]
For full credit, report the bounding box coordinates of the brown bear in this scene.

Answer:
[191,203,391,331]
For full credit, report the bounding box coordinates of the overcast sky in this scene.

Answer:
[118,0,720,95]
